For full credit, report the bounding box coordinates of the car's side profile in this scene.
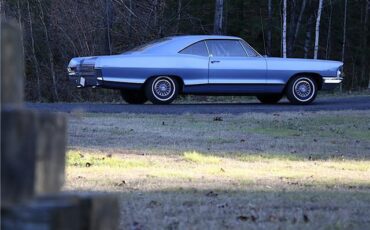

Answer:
[68,35,344,105]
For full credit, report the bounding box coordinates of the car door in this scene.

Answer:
[177,41,210,86]
[207,40,267,88]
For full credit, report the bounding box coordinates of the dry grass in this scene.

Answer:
[174,91,370,104]
[64,110,370,229]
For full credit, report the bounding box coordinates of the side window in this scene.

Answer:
[179,41,209,56]
[206,40,247,57]
[240,40,260,57]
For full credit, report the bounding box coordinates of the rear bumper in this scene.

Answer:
[68,68,102,88]
[68,75,101,88]
[68,70,141,90]
[322,76,343,90]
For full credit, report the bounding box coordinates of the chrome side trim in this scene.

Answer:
[209,79,267,84]
[103,77,145,84]
[323,77,343,84]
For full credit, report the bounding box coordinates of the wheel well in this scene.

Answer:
[144,75,185,93]
[286,73,323,91]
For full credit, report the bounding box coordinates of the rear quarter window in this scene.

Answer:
[206,40,247,57]
[179,41,209,57]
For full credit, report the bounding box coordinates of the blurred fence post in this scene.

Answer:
[1,20,119,230]
[1,20,24,107]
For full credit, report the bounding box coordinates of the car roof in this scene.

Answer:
[133,35,242,55]
[169,35,241,41]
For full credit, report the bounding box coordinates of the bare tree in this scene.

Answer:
[291,0,307,52]
[340,0,348,91]
[360,0,369,88]
[267,0,272,55]
[325,0,333,59]
[341,0,348,63]
[37,0,59,101]
[27,0,41,101]
[314,0,324,59]
[282,0,287,58]
[175,0,182,34]
[304,15,313,59]
[104,0,113,54]
[128,0,133,39]
[16,0,23,55]
[213,0,224,35]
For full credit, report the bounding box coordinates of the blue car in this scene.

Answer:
[68,35,343,105]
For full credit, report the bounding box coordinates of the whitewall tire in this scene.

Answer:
[145,76,179,104]
[286,76,318,105]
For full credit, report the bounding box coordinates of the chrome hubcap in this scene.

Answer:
[295,81,312,98]
[154,80,172,97]
[292,78,315,102]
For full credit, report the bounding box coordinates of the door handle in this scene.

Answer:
[211,60,220,64]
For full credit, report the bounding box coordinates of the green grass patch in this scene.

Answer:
[67,150,153,169]
[183,151,222,164]
[237,153,304,162]
[249,127,300,137]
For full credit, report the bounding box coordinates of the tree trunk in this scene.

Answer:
[267,0,272,55]
[213,0,224,35]
[325,0,333,59]
[128,0,133,39]
[287,0,296,56]
[104,0,113,54]
[175,0,182,34]
[16,0,25,72]
[361,0,369,88]
[341,0,348,63]
[27,0,42,101]
[340,0,348,91]
[37,0,59,101]
[314,0,324,59]
[304,16,313,59]
[292,0,307,52]
[282,0,287,58]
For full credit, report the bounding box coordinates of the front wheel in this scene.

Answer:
[120,90,147,104]
[145,76,179,104]
[286,76,317,105]
[257,94,283,104]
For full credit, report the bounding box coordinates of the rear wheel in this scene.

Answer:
[145,76,179,104]
[257,94,283,104]
[120,90,147,104]
[286,76,317,105]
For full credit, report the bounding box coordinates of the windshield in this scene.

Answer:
[126,38,171,53]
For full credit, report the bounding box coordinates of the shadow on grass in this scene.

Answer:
[72,187,370,229]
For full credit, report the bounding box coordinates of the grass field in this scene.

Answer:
[174,90,370,104]
[64,110,370,229]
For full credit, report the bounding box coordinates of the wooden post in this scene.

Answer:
[1,21,119,230]
[1,20,67,206]
[1,20,24,107]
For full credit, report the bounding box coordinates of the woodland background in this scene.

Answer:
[1,0,369,102]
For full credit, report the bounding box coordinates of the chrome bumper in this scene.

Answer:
[323,77,343,84]
[67,67,102,88]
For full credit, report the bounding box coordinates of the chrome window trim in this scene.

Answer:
[239,40,262,58]
[239,40,250,57]
[178,41,209,57]
[205,39,248,57]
